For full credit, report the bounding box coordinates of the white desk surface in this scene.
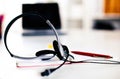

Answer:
[0,29,120,79]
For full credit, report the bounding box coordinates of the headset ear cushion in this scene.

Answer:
[53,40,71,59]
[53,40,60,52]
[53,40,64,60]
[35,50,57,60]
[35,50,56,57]
[53,40,69,53]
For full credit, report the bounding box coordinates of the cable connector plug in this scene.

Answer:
[41,68,56,76]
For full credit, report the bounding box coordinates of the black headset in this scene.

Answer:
[4,13,71,76]
[5,13,120,78]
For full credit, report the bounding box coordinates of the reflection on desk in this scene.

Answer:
[0,30,120,79]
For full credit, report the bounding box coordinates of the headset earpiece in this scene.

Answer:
[53,40,74,59]
[53,40,64,60]
[35,50,57,60]
[35,50,56,56]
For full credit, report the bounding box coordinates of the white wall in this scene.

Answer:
[64,0,104,30]
[82,0,104,30]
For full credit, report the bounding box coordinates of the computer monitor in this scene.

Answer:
[22,3,61,30]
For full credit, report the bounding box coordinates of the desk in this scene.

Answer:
[0,29,120,79]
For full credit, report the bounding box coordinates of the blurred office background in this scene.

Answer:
[0,0,120,33]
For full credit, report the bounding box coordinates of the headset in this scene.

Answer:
[3,13,71,77]
[4,13,120,78]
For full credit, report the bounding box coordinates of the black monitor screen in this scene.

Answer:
[22,3,61,30]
